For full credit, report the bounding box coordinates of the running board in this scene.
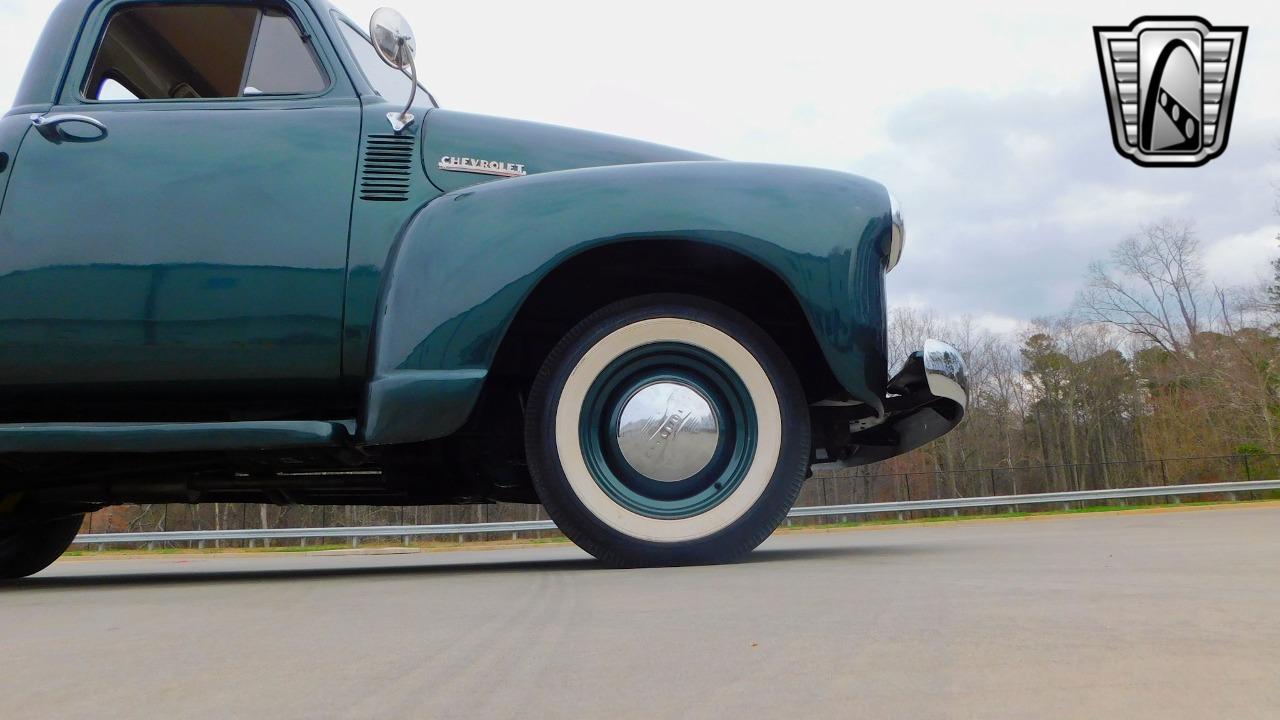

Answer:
[0,420,356,454]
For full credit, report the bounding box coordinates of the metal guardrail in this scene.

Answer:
[73,479,1280,545]
[787,479,1280,516]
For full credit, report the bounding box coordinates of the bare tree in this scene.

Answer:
[1079,220,1207,353]
[1269,237,1280,320]
[1215,288,1279,452]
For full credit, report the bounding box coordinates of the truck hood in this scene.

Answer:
[421,109,714,193]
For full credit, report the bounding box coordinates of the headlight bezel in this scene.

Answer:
[886,191,905,272]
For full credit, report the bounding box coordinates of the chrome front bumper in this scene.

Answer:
[916,339,969,409]
[811,339,968,469]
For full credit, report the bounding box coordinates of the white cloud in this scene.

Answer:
[1203,225,1280,287]
[1052,188,1195,228]
[972,313,1025,335]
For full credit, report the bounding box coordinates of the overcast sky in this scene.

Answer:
[3,0,1277,331]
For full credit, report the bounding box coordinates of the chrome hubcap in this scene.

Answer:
[616,381,720,482]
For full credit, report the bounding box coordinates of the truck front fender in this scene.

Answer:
[361,160,891,445]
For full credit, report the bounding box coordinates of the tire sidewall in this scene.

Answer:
[0,514,84,580]
[526,294,809,566]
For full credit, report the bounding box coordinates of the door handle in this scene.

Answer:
[30,114,108,144]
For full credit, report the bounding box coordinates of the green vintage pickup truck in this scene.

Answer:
[0,0,967,576]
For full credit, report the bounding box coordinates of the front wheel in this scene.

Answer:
[0,514,84,580]
[525,295,810,566]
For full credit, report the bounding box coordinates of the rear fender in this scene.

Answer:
[361,160,892,445]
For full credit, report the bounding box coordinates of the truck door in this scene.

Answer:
[0,0,358,409]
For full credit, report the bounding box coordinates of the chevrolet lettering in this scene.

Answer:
[438,156,528,177]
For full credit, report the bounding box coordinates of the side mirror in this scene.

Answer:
[370,7,416,70]
[370,7,418,132]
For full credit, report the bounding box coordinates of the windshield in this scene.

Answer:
[334,14,435,108]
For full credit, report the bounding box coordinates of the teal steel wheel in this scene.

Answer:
[579,343,758,520]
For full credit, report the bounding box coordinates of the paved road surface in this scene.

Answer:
[2,505,1277,719]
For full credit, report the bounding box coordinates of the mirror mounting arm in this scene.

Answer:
[386,43,417,133]
[401,41,418,120]
[386,110,414,133]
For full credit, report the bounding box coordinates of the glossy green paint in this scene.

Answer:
[0,100,359,392]
[0,118,27,215]
[362,160,892,445]
[2,0,893,457]
[339,107,440,385]
[338,108,713,382]
[1,0,360,404]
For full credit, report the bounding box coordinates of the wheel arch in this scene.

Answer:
[487,239,843,405]
[359,161,891,446]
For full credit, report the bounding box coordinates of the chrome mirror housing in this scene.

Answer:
[369,7,418,132]
[370,8,415,70]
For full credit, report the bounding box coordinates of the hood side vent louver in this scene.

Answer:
[360,133,415,202]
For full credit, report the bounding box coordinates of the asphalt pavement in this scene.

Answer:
[2,504,1277,719]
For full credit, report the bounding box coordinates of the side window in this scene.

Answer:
[84,3,327,101]
[97,77,140,101]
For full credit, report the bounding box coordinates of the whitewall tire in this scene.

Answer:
[525,294,809,566]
